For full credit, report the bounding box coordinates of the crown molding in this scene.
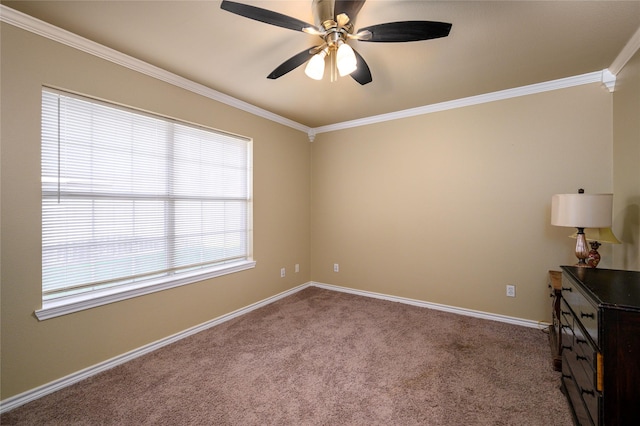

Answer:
[312,70,610,134]
[609,26,640,75]
[0,5,310,134]
[2,5,634,141]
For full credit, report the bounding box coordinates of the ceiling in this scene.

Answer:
[3,1,640,129]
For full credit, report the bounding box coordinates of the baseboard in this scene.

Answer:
[311,282,550,330]
[1,280,547,413]
[0,282,312,414]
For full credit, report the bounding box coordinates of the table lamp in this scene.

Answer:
[551,189,613,267]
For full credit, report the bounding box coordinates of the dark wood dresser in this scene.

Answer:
[559,266,640,425]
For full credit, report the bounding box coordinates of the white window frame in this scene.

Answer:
[36,88,254,320]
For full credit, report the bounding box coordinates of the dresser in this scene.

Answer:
[559,266,640,425]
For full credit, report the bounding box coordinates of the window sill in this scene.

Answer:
[35,260,256,320]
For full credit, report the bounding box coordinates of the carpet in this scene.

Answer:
[1,287,572,425]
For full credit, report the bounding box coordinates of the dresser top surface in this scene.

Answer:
[561,266,640,310]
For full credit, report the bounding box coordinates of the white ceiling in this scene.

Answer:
[3,0,640,128]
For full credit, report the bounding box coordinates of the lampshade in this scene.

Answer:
[336,43,357,76]
[551,193,613,228]
[305,51,327,80]
[569,227,621,244]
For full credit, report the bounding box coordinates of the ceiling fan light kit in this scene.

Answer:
[304,49,327,80]
[220,0,452,85]
[336,42,357,77]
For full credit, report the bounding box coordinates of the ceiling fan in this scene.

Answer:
[220,0,452,85]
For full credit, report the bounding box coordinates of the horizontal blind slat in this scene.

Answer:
[41,89,252,300]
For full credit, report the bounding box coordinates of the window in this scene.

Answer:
[37,88,253,320]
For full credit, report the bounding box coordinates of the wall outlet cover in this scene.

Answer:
[506,285,516,297]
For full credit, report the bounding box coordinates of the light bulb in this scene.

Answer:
[305,52,326,80]
[336,43,357,76]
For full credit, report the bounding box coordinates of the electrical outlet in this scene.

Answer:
[295,264,299,273]
[333,263,339,272]
[506,285,516,297]
[280,268,286,278]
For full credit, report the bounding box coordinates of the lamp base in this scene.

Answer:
[574,228,590,267]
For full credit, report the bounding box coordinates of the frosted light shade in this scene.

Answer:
[336,43,357,76]
[305,52,326,80]
[551,193,613,228]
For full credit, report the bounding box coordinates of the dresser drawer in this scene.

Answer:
[560,297,601,425]
[572,354,600,424]
[562,353,595,426]
[572,321,595,370]
[560,300,575,353]
[561,299,598,383]
[562,274,599,345]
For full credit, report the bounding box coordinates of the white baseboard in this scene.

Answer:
[1,281,548,413]
[311,282,550,330]
[0,282,312,414]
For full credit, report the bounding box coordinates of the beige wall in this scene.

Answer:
[0,24,311,399]
[3,18,639,404]
[612,49,640,271]
[311,84,614,322]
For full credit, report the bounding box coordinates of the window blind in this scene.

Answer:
[41,89,252,301]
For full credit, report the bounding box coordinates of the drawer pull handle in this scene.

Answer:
[561,324,571,329]
[581,388,595,397]
[561,310,571,316]
[562,345,573,351]
[581,312,595,319]
[562,374,572,379]
[562,287,572,292]
[576,338,587,345]
[577,355,588,361]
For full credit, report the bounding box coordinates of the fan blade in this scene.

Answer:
[221,1,316,33]
[357,21,452,42]
[335,0,366,23]
[350,48,372,85]
[267,48,317,79]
